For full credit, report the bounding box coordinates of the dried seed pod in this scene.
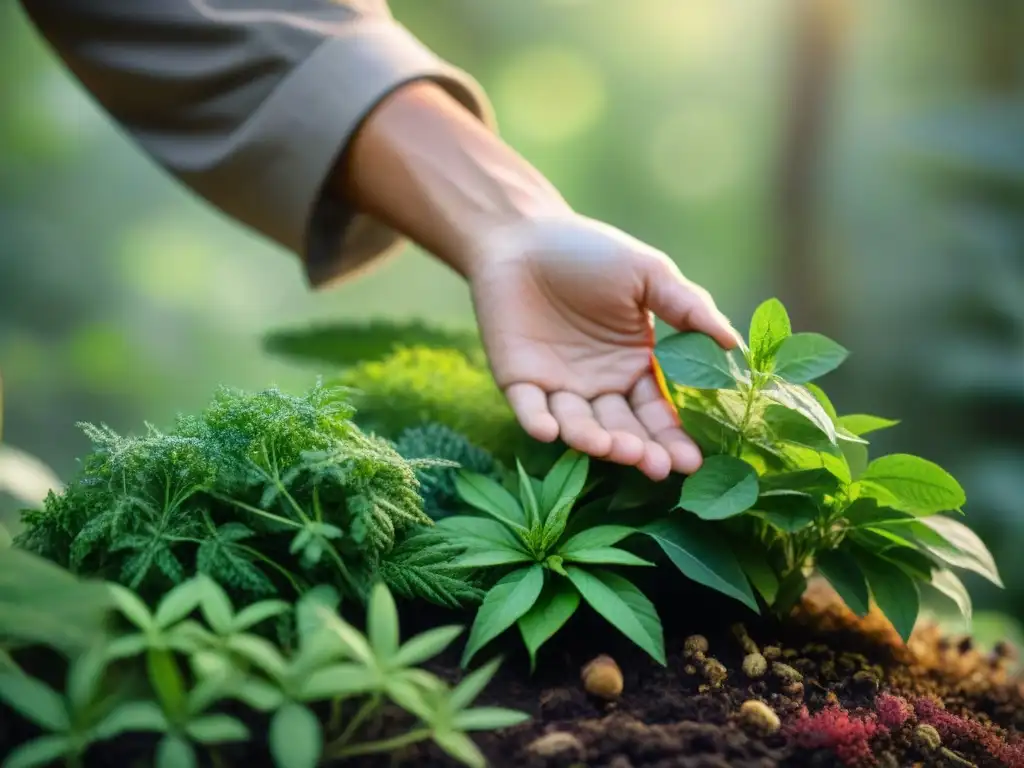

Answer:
[738,700,781,735]
[581,655,623,700]
[683,635,709,658]
[772,662,803,683]
[742,652,768,679]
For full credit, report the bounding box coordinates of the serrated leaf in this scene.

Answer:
[461,566,545,667]
[678,455,758,520]
[838,414,900,437]
[816,549,870,617]
[517,578,580,671]
[763,379,837,443]
[641,518,759,612]
[860,455,966,515]
[566,567,665,665]
[539,451,589,520]
[454,472,528,529]
[654,332,737,390]
[270,703,322,768]
[853,549,920,642]
[748,298,792,370]
[930,568,972,630]
[773,333,849,383]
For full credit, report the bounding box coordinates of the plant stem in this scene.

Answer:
[325,728,431,760]
[735,376,762,457]
[329,694,381,749]
[213,494,301,529]
[236,545,304,595]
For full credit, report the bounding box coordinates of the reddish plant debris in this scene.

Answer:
[913,696,1024,768]
[784,704,883,767]
[874,693,913,730]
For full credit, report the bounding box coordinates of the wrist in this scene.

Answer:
[340,81,571,279]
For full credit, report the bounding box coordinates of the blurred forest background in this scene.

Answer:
[1,1,1022,632]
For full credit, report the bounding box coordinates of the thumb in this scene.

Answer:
[643,258,741,349]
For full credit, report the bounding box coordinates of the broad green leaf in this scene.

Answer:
[393,626,464,668]
[930,568,972,630]
[752,491,818,533]
[565,568,665,665]
[185,714,249,744]
[559,525,637,554]
[231,600,290,633]
[678,455,758,520]
[775,442,851,484]
[841,441,869,480]
[3,735,71,768]
[156,735,197,768]
[763,379,837,443]
[763,406,836,453]
[432,729,487,768]
[816,549,870,617]
[516,460,540,528]
[561,548,654,567]
[450,550,534,569]
[732,542,779,605]
[838,414,900,437]
[436,517,528,552]
[154,578,205,629]
[94,700,169,740]
[366,583,400,661]
[773,570,808,617]
[859,454,965,514]
[844,498,914,528]
[270,703,322,768]
[539,451,589,519]
[773,333,849,383]
[196,577,235,636]
[913,516,1002,587]
[454,472,528,529]
[880,545,938,582]
[654,332,737,390]
[461,566,545,667]
[748,298,792,370]
[854,549,920,643]
[678,408,734,455]
[0,673,69,731]
[296,663,377,701]
[453,707,531,732]
[758,468,841,496]
[642,518,759,612]
[517,579,581,671]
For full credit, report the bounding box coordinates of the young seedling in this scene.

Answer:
[445,450,666,668]
[650,297,1001,641]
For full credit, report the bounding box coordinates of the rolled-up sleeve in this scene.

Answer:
[17,0,495,287]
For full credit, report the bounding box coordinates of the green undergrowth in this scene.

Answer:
[0,298,1005,767]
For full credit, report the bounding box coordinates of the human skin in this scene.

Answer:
[339,81,741,480]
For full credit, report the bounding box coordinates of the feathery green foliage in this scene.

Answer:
[395,423,506,520]
[14,383,478,609]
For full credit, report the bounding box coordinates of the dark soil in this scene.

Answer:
[362,579,1024,768]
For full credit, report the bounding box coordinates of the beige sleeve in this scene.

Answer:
[17,0,495,287]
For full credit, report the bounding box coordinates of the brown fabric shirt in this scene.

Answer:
[16,0,495,287]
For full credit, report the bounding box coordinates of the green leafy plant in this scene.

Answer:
[441,450,667,668]
[0,575,524,768]
[651,297,1002,640]
[14,383,479,611]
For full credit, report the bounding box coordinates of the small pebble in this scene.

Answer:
[527,731,585,759]
[772,662,803,683]
[684,635,709,657]
[738,700,781,735]
[742,652,768,679]
[763,645,782,660]
[702,657,728,687]
[581,655,623,700]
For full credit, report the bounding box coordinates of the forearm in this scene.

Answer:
[339,82,572,279]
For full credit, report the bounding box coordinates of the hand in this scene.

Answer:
[466,214,741,480]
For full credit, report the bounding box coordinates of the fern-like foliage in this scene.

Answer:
[334,346,534,464]
[378,528,485,608]
[395,423,506,519]
[14,383,476,610]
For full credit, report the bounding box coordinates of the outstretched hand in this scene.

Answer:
[467,214,741,480]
